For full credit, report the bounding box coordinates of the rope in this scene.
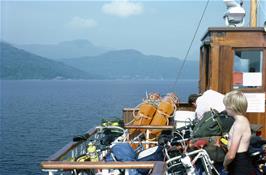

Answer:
[171,0,210,91]
[132,103,142,119]
[155,110,170,126]
[146,137,157,142]
[126,103,144,125]
[126,101,156,126]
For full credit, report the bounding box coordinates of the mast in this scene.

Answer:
[250,0,257,27]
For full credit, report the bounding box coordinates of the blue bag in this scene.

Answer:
[105,143,136,161]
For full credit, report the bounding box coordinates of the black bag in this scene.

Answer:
[217,110,235,133]
[99,128,124,146]
[204,143,227,162]
[192,109,234,138]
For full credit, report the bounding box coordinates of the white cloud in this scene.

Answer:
[102,0,143,17]
[68,17,97,29]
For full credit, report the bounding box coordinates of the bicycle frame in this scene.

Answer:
[166,149,219,175]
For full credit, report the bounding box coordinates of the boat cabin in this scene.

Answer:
[40,28,266,175]
[200,27,266,137]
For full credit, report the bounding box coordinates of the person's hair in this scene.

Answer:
[223,90,248,115]
[188,94,201,105]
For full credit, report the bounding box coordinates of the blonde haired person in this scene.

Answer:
[223,90,255,175]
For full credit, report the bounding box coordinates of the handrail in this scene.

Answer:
[41,161,166,175]
[47,128,98,161]
[123,103,194,111]
[125,125,174,130]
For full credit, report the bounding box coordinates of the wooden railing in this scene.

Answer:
[41,126,167,175]
[41,161,166,175]
[46,128,98,161]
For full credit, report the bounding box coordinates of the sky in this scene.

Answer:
[1,0,266,59]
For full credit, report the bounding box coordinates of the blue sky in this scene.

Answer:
[1,0,266,58]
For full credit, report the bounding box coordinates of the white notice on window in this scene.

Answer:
[244,93,265,113]
[243,73,262,86]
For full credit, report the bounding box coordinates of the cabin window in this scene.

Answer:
[233,49,263,89]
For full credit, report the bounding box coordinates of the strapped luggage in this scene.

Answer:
[149,93,178,136]
[192,109,234,138]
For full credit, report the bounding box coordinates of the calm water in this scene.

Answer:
[0,80,197,175]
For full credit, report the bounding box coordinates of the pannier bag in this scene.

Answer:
[98,127,124,146]
[106,143,136,161]
[106,143,163,175]
[192,109,234,138]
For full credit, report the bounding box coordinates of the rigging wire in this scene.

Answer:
[171,0,210,91]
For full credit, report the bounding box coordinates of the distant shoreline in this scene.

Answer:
[0,78,198,81]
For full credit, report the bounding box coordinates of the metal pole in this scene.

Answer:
[250,0,257,27]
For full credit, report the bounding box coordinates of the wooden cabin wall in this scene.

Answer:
[247,109,266,137]
[199,46,205,93]
[200,28,266,138]
[218,46,233,94]
[209,45,220,91]
[210,31,265,48]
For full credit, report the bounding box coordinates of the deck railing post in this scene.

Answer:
[146,129,150,149]
[42,169,57,175]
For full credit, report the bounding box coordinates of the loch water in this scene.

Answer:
[0,80,197,175]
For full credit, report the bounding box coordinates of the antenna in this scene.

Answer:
[223,0,246,27]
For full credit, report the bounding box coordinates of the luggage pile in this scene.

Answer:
[70,93,236,175]
[191,109,234,163]
[173,108,234,163]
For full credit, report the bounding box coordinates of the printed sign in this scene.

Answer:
[244,93,265,113]
[243,73,262,87]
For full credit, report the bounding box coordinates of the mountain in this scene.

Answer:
[0,42,100,80]
[16,39,110,59]
[60,49,199,80]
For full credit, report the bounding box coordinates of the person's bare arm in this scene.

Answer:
[223,122,243,170]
